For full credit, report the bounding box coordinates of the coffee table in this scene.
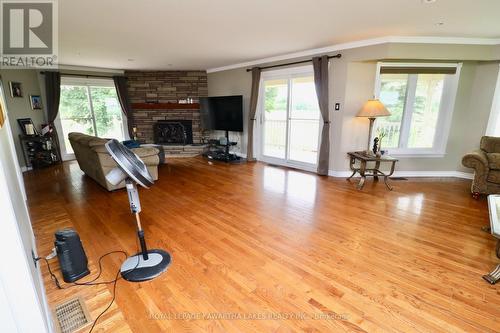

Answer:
[347,151,398,190]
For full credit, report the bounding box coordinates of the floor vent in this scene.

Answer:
[391,177,408,181]
[54,297,91,333]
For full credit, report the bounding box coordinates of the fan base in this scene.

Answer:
[120,249,171,282]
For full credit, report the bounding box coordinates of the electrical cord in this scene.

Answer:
[87,253,140,333]
[86,264,121,333]
[74,251,127,286]
[37,250,128,289]
[36,249,141,333]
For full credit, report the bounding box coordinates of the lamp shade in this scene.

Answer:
[357,99,390,117]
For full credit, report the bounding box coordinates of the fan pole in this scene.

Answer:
[126,179,149,260]
[135,213,149,260]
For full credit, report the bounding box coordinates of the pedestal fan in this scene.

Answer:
[105,139,171,282]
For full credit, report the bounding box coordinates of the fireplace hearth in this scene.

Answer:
[154,120,193,145]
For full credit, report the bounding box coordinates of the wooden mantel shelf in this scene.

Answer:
[131,102,199,110]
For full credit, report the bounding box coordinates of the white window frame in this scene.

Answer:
[485,64,500,136]
[255,65,322,172]
[374,62,462,157]
[55,77,129,160]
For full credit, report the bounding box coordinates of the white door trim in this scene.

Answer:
[0,86,52,331]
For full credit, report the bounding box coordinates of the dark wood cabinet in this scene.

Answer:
[19,133,61,169]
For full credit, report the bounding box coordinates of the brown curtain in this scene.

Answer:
[247,67,261,161]
[313,56,330,175]
[44,71,62,161]
[113,76,134,139]
[45,71,61,124]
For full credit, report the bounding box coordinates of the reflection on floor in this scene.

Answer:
[263,166,317,205]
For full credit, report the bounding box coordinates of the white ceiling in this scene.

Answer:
[59,0,500,71]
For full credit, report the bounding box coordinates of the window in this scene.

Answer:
[485,65,500,136]
[259,65,321,169]
[373,63,461,156]
[56,78,128,159]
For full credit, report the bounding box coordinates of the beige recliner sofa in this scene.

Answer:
[68,132,159,191]
[462,136,500,198]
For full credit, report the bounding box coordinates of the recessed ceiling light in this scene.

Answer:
[422,0,437,3]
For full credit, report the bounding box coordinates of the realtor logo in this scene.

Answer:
[1,0,58,68]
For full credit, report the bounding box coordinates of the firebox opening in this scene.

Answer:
[154,120,193,145]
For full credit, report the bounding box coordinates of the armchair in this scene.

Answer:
[462,136,500,198]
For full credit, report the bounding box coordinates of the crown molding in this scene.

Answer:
[57,64,124,74]
[206,36,500,73]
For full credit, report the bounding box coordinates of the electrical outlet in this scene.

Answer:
[334,103,340,111]
[31,249,38,268]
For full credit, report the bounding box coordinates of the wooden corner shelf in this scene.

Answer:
[131,102,199,110]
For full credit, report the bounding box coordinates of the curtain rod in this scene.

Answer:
[245,53,341,72]
[39,72,120,79]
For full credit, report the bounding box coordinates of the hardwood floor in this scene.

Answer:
[26,158,500,332]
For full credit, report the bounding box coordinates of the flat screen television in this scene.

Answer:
[200,95,243,132]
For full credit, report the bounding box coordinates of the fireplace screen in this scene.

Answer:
[154,120,193,145]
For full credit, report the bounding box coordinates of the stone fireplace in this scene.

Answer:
[154,120,193,145]
[126,70,208,144]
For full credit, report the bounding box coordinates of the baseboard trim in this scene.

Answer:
[235,152,247,158]
[20,166,33,173]
[328,170,473,179]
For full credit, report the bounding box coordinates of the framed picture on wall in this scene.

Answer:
[30,95,42,110]
[9,81,22,98]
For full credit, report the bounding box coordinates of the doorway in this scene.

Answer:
[257,66,321,171]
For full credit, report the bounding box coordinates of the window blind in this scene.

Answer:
[380,66,457,75]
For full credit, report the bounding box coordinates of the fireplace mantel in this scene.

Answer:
[131,102,199,110]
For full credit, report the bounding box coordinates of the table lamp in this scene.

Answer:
[356,99,390,152]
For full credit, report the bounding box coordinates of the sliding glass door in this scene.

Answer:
[262,78,288,159]
[259,66,321,170]
[56,78,127,160]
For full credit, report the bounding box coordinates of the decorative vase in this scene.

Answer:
[376,138,383,157]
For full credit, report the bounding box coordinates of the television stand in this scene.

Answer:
[204,130,243,163]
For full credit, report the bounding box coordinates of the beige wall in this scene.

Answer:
[207,68,251,155]
[207,43,500,175]
[387,43,500,61]
[0,70,44,168]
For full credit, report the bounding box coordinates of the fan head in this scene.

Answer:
[104,139,154,188]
